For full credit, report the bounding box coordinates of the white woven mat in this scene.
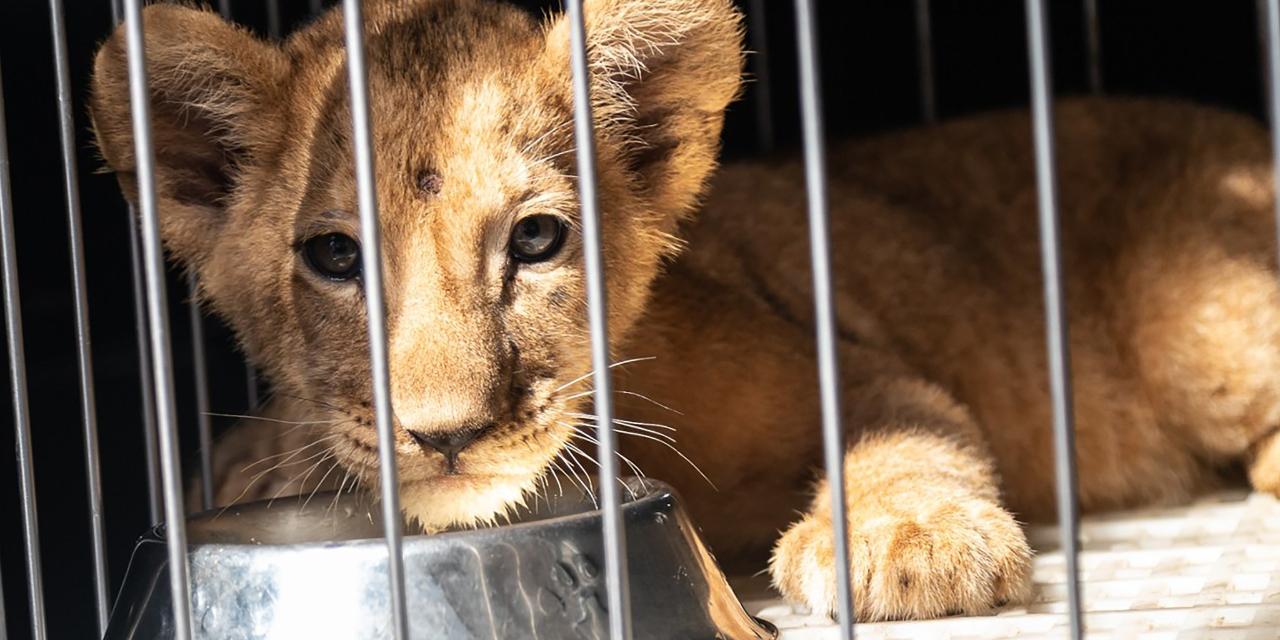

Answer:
[736,491,1280,639]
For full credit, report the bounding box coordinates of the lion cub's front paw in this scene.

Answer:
[769,498,1032,622]
[1248,428,1280,496]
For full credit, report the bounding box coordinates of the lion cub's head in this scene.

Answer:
[89,0,742,529]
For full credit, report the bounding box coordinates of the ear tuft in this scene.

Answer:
[544,0,745,216]
[89,4,288,266]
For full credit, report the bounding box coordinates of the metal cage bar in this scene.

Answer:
[0,555,7,640]
[1264,0,1280,271]
[1083,0,1103,93]
[49,0,111,630]
[1023,0,1084,637]
[793,0,855,636]
[121,0,197,636]
[245,365,260,410]
[747,0,776,152]
[564,0,632,638]
[341,1,411,637]
[267,0,282,39]
[212,0,262,417]
[110,0,164,528]
[0,60,50,640]
[126,203,163,525]
[915,0,938,123]
[188,275,215,511]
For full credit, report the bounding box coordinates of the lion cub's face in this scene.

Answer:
[90,0,741,528]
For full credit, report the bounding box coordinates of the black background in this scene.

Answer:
[0,0,1266,637]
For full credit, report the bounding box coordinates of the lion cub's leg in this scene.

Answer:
[1115,230,1280,495]
[769,376,1031,621]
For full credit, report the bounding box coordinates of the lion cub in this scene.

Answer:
[90,0,1280,622]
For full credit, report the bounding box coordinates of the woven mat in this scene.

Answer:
[736,491,1280,639]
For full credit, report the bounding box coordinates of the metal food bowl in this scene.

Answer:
[103,478,777,639]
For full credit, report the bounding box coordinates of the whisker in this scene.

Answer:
[235,433,343,474]
[617,390,683,415]
[571,422,677,445]
[269,451,334,506]
[221,443,330,511]
[550,453,589,500]
[534,147,577,164]
[529,474,546,511]
[243,443,335,493]
[270,391,349,414]
[567,412,678,433]
[302,458,343,510]
[327,469,354,515]
[569,432,647,479]
[560,390,683,416]
[520,118,575,154]
[552,355,658,393]
[202,411,345,426]
[569,422,716,490]
[557,447,598,508]
[543,460,565,498]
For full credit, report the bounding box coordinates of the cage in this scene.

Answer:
[1,0,1279,638]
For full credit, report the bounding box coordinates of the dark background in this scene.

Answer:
[0,0,1266,637]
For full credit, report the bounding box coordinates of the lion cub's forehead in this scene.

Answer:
[283,1,574,232]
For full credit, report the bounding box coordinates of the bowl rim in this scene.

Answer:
[157,477,673,550]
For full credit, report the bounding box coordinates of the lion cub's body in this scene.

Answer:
[92,0,1280,624]
[629,98,1280,558]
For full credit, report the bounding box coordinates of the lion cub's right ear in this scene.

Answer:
[90,5,288,267]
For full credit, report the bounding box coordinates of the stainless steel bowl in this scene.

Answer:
[103,478,776,639]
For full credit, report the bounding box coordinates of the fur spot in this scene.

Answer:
[416,169,444,197]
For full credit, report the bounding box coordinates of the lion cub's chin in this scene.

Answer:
[399,473,538,533]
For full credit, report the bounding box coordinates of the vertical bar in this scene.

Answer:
[793,0,854,637]
[341,2,409,638]
[267,0,282,39]
[121,1,195,637]
[127,209,163,524]
[1262,0,1272,116]
[1266,1,1280,281]
[747,0,775,151]
[50,0,111,629]
[0,553,7,640]
[211,0,265,415]
[914,0,938,123]
[188,275,214,510]
[112,0,163,529]
[245,367,259,409]
[564,1,631,638]
[1023,1,1083,637]
[1083,0,1102,93]
[0,62,49,640]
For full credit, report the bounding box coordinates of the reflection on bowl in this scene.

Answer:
[104,478,777,639]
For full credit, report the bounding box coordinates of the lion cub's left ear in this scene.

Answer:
[542,0,745,218]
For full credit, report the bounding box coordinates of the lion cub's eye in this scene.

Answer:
[303,233,362,281]
[510,215,567,263]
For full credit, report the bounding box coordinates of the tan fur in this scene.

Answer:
[89,0,1280,622]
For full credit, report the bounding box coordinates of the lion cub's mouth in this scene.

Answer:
[405,473,513,489]
[329,424,562,531]
[397,470,543,531]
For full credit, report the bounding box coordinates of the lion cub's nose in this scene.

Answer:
[407,423,494,472]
